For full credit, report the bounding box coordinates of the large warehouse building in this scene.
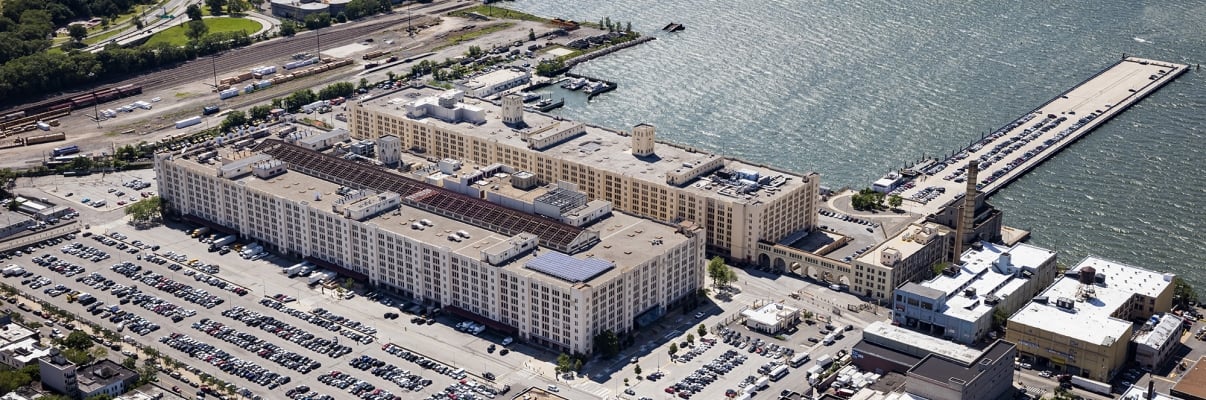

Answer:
[347,88,820,263]
[154,141,706,354]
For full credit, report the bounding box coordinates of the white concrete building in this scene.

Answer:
[1133,313,1185,371]
[457,68,531,98]
[155,142,706,354]
[741,302,799,334]
[892,242,1058,344]
[349,87,820,263]
[1006,256,1175,381]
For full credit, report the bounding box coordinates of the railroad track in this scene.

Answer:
[3,0,465,112]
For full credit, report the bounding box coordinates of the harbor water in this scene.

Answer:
[507,0,1206,293]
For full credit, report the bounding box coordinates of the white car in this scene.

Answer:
[501,337,513,346]
[546,385,559,392]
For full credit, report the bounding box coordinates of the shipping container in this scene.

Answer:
[219,89,240,100]
[175,116,202,129]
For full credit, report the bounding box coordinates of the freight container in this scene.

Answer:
[255,80,272,89]
[36,121,50,131]
[219,88,240,100]
[175,116,202,129]
[51,144,79,156]
[133,101,152,110]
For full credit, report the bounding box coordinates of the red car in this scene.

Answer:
[665,387,676,394]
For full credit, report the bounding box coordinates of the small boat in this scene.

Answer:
[583,81,610,95]
[518,92,541,102]
[561,78,588,90]
[662,23,685,32]
[536,97,564,112]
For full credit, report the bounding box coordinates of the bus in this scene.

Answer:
[51,144,79,157]
[789,353,811,368]
[768,365,789,381]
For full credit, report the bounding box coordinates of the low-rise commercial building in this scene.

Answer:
[892,242,1057,344]
[1133,313,1185,371]
[348,87,820,263]
[0,338,52,368]
[0,211,33,239]
[76,360,139,399]
[851,322,1016,400]
[456,68,531,98]
[1172,356,1206,400]
[850,223,952,301]
[904,340,1016,400]
[155,142,706,354]
[741,303,799,334]
[1006,256,1175,381]
[39,349,79,399]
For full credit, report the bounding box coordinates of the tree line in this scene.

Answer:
[0,29,252,105]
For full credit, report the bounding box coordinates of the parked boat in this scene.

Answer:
[536,97,564,112]
[561,78,588,90]
[662,22,685,32]
[583,81,611,95]
[518,92,541,102]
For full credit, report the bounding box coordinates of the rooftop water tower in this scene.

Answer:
[632,123,655,157]
[501,94,524,126]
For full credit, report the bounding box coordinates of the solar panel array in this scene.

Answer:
[259,140,596,254]
[524,251,615,283]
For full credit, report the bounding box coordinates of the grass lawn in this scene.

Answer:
[449,5,548,23]
[433,22,514,50]
[144,17,262,46]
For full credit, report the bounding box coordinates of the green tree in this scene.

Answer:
[122,356,137,369]
[317,81,355,100]
[992,307,1009,331]
[186,4,203,21]
[125,196,163,224]
[685,333,694,345]
[625,22,632,33]
[0,368,33,393]
[67,24,88,42]
[205,0,226,16]
[593,330,620,358]
[67,156,94,172]
[185,20,209,42]
[220,110,247,131]
[465,45,482,58]
[555,353,571,374]
[528,28,535,41]
[248,105,272,121]
[1173,277,1199,308]
[697,324,707,337]
[535,58,565,77]
[668,342,678,356]
[888,194,903,209]
[573,358,582,372]
[0,168,15,198]
[63,348,92,364]
[633,364,641,376]
[228,0,245,14]
[279,20,297,36]
[358,77,369,90]
[706,257,733,288]
[303,12,331,30]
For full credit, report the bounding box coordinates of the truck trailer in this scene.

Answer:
[207,234,237,251]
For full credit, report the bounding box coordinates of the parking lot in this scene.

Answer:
[1,220,558,399]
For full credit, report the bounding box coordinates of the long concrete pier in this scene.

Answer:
[894,57,1188,215]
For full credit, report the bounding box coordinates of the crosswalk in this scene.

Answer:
[574,380,612,399]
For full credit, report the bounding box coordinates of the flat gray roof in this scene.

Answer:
[356,87,818,204]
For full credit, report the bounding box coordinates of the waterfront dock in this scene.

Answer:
[895,57,1188,215]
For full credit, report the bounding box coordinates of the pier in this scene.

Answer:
[893,57,1188,215]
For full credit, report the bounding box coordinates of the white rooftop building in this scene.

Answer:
[1005,256,1175,381]
[741,302,799,334]
[456,68,531,98]
[892,242,1057,344]
[1133,313,1185,370]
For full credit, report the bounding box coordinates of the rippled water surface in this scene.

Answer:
[506,0,1206,293]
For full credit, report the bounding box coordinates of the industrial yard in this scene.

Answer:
[0,0,608,171]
